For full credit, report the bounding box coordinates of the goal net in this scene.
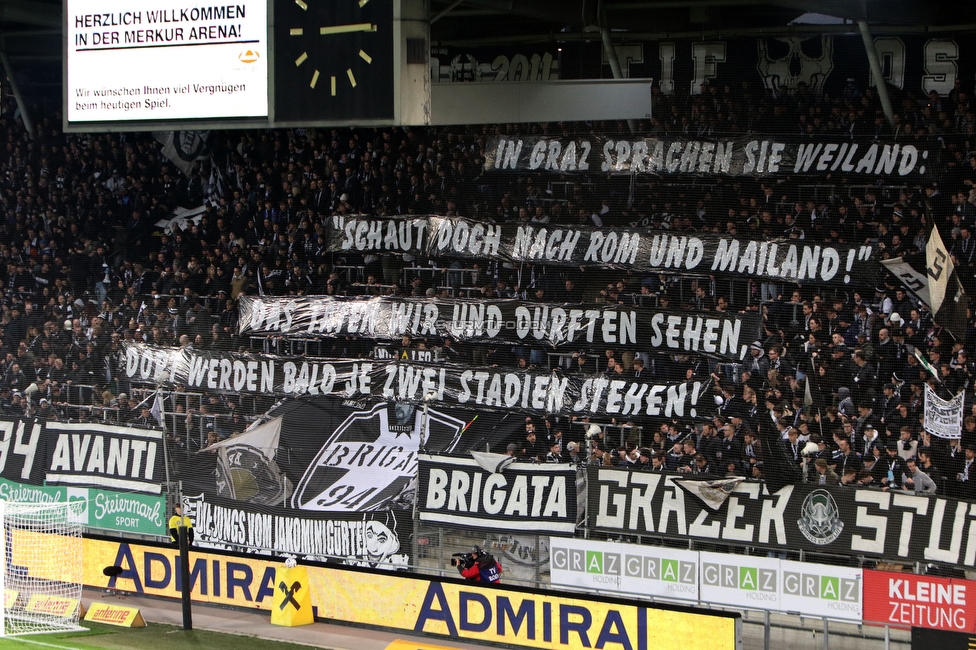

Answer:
[1,500,86,636]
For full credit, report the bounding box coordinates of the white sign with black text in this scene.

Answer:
[924,385,965,439]
[66,0,269,123]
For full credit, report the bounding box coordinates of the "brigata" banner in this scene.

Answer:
[121,342,711,419]
[238,295,761,361]
[417,455,578,534]
[483,135,938,180]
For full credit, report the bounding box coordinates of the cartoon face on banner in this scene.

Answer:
[757,37,834,96]
[349,511,408,568]
[184,493,410,568]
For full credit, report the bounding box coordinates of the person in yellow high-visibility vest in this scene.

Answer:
[168,505,194,545]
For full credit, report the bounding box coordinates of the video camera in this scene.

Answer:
[450,552,476,569]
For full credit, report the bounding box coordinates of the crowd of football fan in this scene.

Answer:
[0,76,974,488]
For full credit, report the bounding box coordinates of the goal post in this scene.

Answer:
[2,500,86,636]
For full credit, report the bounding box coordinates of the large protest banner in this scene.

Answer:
[176,395,497,568]
[425,217,879,285]
[588,468,976,572]
[122,342,711,419]
[483,135,938,181]
[325,215,880,286]
[238,295,761,361]
[328,215,427,255]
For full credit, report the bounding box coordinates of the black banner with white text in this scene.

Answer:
[484,135,938,180]
[418,455,578,534]
[182,492,413,568]
[43,421,165,494]
[589,467,976,570]
[424,217,880,285]
[324,215,880,285]
[121,342,710,419]
[0,418,164,495]
[327,216,427,255]
[238,295,761,361]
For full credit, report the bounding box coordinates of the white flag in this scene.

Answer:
[153,131,209,176]
[926,226,953,315]
[673,477,745,510]
[881,255,932,309]
[471,450,516,474]
[150,392,165,428]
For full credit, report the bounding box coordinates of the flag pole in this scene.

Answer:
[151,385,172,489]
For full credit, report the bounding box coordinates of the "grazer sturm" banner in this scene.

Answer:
[589,467,976,572]
[238,295,761,361]
[121,342,711,419]
[484,135,938,180]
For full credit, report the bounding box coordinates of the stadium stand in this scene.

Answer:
[0,71,973,500]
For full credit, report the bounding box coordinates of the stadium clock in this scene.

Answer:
[274,0,395,123]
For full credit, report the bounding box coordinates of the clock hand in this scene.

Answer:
[319,23,377,35]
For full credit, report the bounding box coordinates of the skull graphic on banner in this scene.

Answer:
[757,36,834,97]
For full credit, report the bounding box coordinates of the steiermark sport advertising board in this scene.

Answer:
[0,478,165,536]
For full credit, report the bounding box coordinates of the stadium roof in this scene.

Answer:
[428,0,972,45]
[0,0,969,98]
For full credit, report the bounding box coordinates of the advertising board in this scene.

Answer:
[864,570,976,633]
[77,537,280,610]
[65,0,269,123]
[911,627,976,649]
[0,478,166,536]
[700,552,862,622]
[549,537,699,602]
[315,569,739,650]
[63,536,740,649]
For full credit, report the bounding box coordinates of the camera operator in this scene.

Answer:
[452,545,502,584]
